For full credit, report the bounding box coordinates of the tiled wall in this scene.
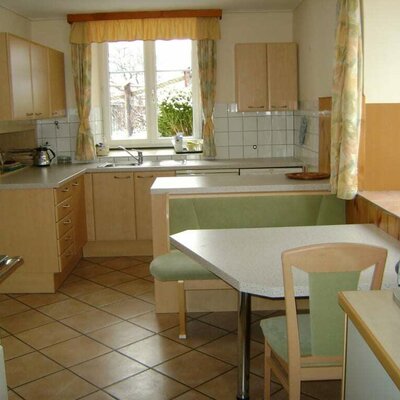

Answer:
[36,107,103,162]
[213,103,295,159]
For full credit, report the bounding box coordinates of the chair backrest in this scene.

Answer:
[281,242,387,364]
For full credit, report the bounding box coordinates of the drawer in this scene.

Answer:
[56,197,73,221]
[55,181,72,204]
[57,228,74,255]
[56,213,74,238]
[59,243,75,271]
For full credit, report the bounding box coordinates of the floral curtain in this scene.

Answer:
[330,0,363,199]
[71,43,96,161]
[198,39,217,159]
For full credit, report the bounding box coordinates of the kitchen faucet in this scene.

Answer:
[118,146,144,165]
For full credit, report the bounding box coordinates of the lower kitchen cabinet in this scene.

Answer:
[0,175,87,293]
[135,170,175,240]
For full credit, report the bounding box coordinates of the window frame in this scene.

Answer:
[101,40,201,148]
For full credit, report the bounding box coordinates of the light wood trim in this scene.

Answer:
[56,213,74,239]
[339,292,400,390]
[67,9,222,23]
[48,48,66,117]
[170,191,331,200]
[83,239,152,257]
[57,229,74,255]
[318,97,332,174]
[0,270,56,293]
[55,196,73,222]
[55,181,72,203]
[54,248,82,290]
[184,280,231,290]
[0,33,12,120]
[59,243,75,271]
[84,173,95,241]
[178,280,187,339]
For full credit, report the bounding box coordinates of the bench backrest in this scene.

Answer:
[169,195,345,235]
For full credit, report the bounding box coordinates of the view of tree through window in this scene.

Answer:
[107,40,194,142]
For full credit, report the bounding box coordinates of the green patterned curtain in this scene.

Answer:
[330,0,363,199]
[71,43,96,161]
[198,39,217,159]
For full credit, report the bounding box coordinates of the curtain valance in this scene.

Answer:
[70,17,220,44]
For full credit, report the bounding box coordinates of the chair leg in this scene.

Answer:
[264,339,272,400]
[288,375,301,400]
[177,280,187,339]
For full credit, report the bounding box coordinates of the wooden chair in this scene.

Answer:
[260,242,387,400]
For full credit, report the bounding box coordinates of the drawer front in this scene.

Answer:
[55,182,72,204]
[59,243,75,271]
[57,228,74,255]
[56,213,74,238]
[56,197,73,221]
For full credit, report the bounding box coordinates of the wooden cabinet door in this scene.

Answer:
[31,43,50,118]
[134,171,175,240]
[235,43,268,112]
[92,173,136,241]
[267,43,298,111]
[72,175,87,251]
[8,35,34,119]
[48,48,66,118]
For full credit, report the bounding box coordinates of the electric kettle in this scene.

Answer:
[33,146,56,167]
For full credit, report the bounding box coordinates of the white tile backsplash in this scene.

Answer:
[214,117,229,133]
[243,131,258,145]
[243,116,257,131]
[229,146,244,159]
[229,131,244,146]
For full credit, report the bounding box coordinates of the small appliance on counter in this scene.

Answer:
[33,146,56,167]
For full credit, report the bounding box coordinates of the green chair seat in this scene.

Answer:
[260,314,311,362]
[150,249,218,281]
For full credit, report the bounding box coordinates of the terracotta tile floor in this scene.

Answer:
[1,256,341,399]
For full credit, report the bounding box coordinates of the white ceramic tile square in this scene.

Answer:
[286,145,294,157]
[35,124,42,139]
[56,123,70,137]
[69,123,79,138]
[56,137,71,152]
[228,117,243,132]
[214,117,228,133]
[257,131,272,145]
[214,131,229,146]
[272,131,287,145]
[257,145,272,158]
[243,131,258,146]
[41,123,56,138]
[41,138,57,149]
[286,115,294,130]
[243,146,258,158]
[272,116,286,131]
[229,146,243,159]
[310,117,318,134]
[215,146,229,159]
[228,131,243,146]
[286,131,294,145]
[214,103,228,118]
[257,116,271,131]
[272,145,287,157]
[243,116,257,131]
[68,109,80,123]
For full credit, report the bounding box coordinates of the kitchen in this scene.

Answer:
[0,0,399,399]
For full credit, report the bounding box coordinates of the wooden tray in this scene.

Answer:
[285,172,330,180]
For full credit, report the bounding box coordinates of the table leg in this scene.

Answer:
[237,292,251,400]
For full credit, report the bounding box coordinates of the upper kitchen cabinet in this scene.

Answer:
[0,33,66,121]
[235,42,298,112]
[48,48,66,118]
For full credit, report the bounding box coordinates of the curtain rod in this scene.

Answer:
[67,9,222,24]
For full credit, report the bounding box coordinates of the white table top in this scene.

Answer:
[170,224,400,298]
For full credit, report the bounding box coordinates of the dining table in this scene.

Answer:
[170,223,400,400]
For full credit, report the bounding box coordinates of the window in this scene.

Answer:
[103,40,201,147]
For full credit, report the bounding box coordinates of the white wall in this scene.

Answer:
[363,0,400,103]
[216,11,293,103]
[0,6,30,38]
[293,0,337,106]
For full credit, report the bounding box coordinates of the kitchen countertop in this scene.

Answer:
[339,290,400,389]
[151,173,330,195]
[0,157,304,189]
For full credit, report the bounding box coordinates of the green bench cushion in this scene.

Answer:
[150,249,218,281]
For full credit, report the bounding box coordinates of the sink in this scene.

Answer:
[97,162,139,168]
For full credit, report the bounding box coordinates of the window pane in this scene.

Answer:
[156,40,193,137]
[108,41,146,139]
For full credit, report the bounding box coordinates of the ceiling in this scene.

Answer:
[0,0,303,20]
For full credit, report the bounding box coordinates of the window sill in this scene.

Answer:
[358,191,400,219]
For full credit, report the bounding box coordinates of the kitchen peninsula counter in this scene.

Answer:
[0,157,303,189]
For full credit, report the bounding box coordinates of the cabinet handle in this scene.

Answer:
[61,187,70,193]
[35,112,42,116]
[114,176,131,179]
[72,182,79,186]
[63,219,72,225]
[62,204,71,208]
[26,113,33,116]
[52,112,58,116]
[248,106,265,109]
[136,175,154,179]
[65,251,73,257]
[64,236,72,241]
[271,105,288,109]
